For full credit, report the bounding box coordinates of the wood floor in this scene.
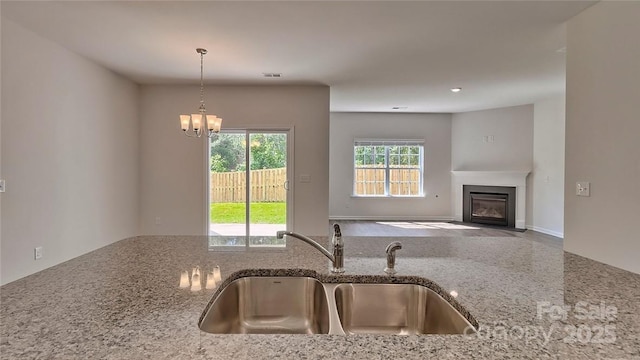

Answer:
[331,220,563,249]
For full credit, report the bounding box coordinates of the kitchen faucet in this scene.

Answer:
[276,224,345,273]
[384,241,402,275]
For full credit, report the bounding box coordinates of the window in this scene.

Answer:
[353,139,424,197]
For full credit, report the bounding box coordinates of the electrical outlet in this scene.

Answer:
[34,247,43,260]
[576,182,590,197]
[155,217,162,225]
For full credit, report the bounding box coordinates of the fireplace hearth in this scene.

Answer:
[463,185,516,228]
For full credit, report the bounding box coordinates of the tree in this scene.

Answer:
[210,134,245,172]
[355,145,420,167]
[249,134,286,170]
[210,133,287,172]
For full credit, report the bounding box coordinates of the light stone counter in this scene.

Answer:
[1,235,639,359]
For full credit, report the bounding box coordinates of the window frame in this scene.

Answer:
[352,139,425,198]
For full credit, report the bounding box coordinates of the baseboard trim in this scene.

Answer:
[329,216,454,221]
[526,225,564,239]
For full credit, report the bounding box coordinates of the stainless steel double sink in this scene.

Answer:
[198,276,476,335]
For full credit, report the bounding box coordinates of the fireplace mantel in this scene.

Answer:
[451,171,530,229]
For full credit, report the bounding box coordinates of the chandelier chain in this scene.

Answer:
[200,51,205,109]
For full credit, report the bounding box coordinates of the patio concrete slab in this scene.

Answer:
[209,223,285,236]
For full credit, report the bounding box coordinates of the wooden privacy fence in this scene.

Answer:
[354,168,421,196]
[212,167,420,202]
[211,168,287,203]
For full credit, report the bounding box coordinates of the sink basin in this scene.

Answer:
[199,273,476,335]
[334,283,473,335]
[199,277,330,334]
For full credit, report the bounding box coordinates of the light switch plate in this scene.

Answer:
[576,182,590,196]
[34,247,43,260]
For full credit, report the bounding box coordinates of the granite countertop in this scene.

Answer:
[1,235,639,359]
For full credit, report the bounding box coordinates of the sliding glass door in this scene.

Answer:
[208,130,290,248]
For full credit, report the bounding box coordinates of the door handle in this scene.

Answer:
[284,180,290,190]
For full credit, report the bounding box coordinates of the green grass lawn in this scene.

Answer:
[210,202,286,224]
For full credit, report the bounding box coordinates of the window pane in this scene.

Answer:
[389,152,398,165]
[374,147,385,167]
[355,146,376,167]
[363,147,372,165]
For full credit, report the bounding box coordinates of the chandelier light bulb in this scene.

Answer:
[191,114,202,131]
[213,266,222,283]
[191,267,202,292]
[205,271,217,289]
[179,270,190,288]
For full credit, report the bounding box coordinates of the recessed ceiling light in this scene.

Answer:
[391,106,408,110]
[451,87,462,93]
[262,73,282,78]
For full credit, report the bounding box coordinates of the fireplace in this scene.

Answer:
[452,171,529,229]
[463,185,516,228]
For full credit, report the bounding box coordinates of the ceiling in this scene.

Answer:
[1,1,595,113]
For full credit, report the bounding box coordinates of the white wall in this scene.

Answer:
[329,113,452,220]
[565,2,640,274]
[139,85,329,236]
[530,96,565,238]
[0,19,140,285]
[451,105,534,171]
[451,104,534,224]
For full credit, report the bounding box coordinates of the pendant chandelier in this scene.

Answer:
[179,48,222,138]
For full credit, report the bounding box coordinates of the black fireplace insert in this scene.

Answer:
[463,185,516,228]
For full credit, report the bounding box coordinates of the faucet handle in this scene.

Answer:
[333,223,342,237]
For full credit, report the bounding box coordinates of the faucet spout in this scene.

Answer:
[276,231,344,273]
[276,226,345,273]
[276,231,334,261]
[384,241,402,275]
